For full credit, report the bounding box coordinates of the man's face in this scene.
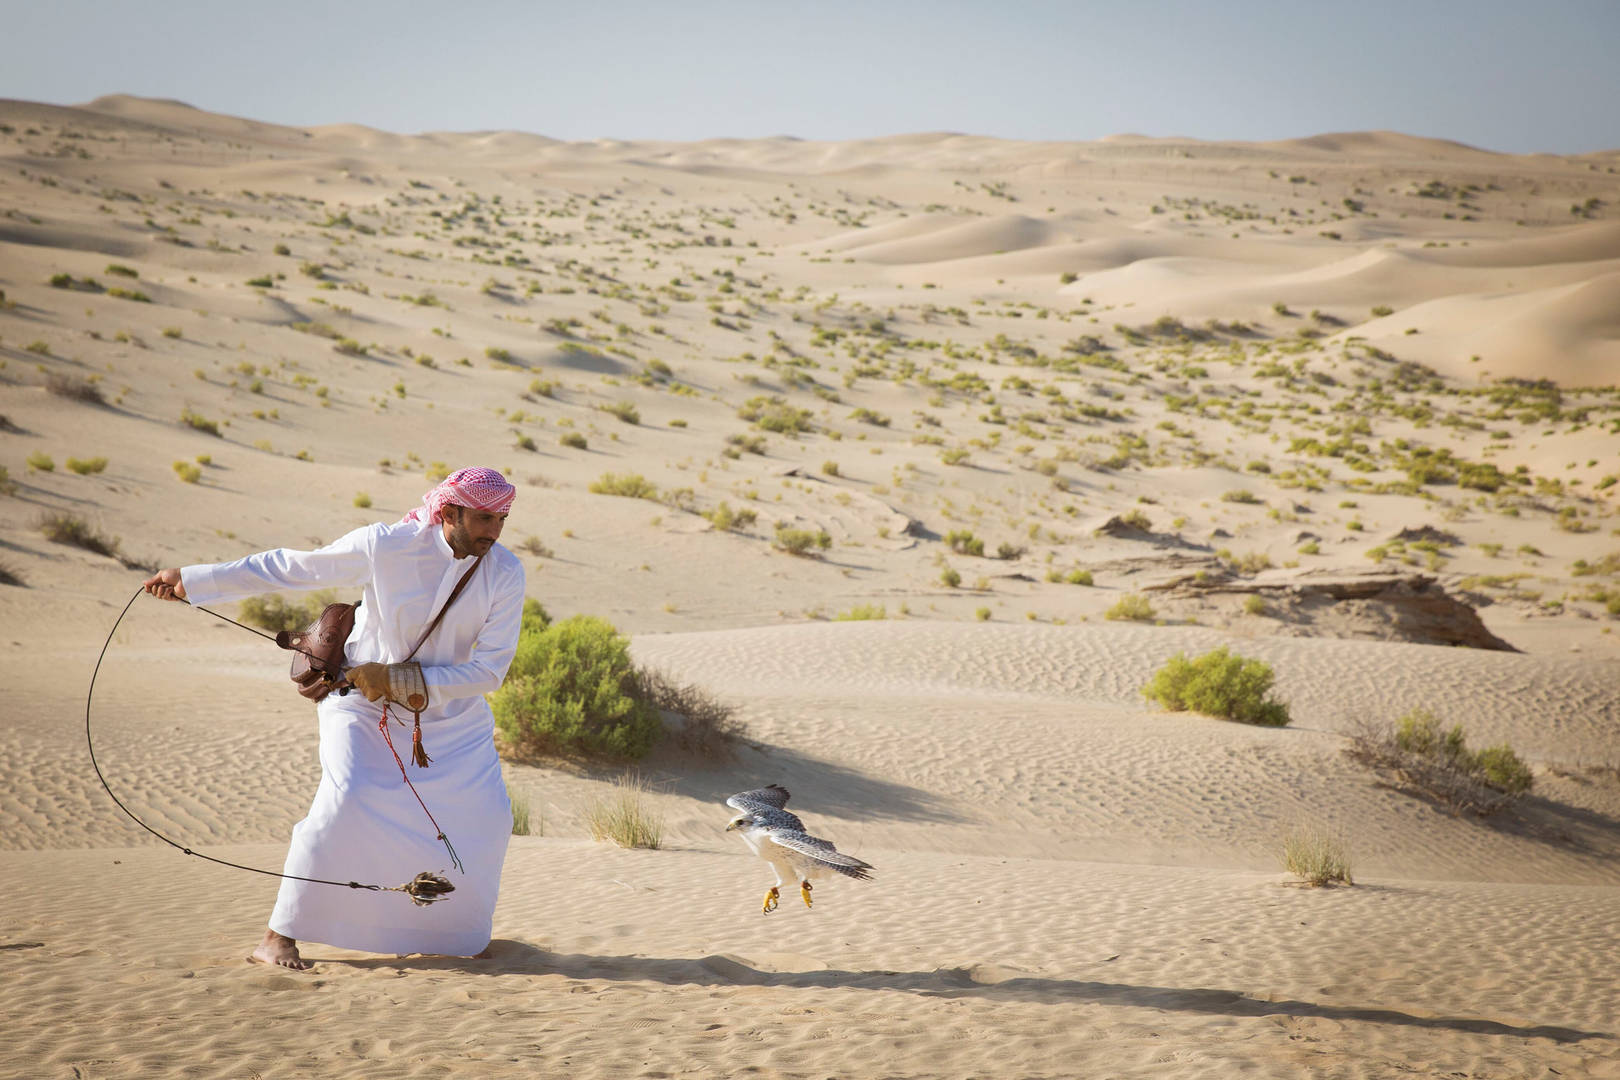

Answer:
[443,504,506,558]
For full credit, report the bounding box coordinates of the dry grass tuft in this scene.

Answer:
[38,512,122,560]
[1280,821,1352,886]
[508,780,536,836]
[583,771,664,849]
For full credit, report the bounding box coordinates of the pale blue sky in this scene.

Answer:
[4,0,1617,154]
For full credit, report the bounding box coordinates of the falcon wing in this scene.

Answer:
[767,829,874,880]
[726,784,792,814]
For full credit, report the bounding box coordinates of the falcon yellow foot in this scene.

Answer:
[801,881,813,908]
[762,886,780,914]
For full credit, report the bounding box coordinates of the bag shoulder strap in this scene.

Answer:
[404,553,484,662]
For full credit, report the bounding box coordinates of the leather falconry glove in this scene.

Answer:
[346,662,430,712]
[347,661,435,767]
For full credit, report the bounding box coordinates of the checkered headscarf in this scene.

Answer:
[401,467,516,525]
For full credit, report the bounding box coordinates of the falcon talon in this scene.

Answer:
[724,784,873,915]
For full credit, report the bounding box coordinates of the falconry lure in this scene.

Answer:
[724,785,873,914]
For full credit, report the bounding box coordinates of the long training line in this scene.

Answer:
[85,586,453,904]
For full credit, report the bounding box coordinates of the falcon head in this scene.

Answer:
[725,813,759,833]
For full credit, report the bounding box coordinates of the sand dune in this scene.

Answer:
[2,95,1618,1078]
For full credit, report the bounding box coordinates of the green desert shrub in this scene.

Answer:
[601,400,640,424]
[1143,646,1291,726]
[492,615,662,760]
[1281,821,1352,886]
[237,588,345,632]
[774,526,830,556]
[588,472,658,499]
[705,501,758,532]
[1347,709,1532,816]
[172,460,201,483]
[834,603,886,621]
[559,431,588,450]
[180,408,222,437]
[1106,593,1155,622]
[26,451,55,472]
[945,529,984,556]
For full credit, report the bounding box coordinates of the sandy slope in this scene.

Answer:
[2,95,1619,1078]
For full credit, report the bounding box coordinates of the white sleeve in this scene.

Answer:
[421,558,526,702]
[179,525,375,606]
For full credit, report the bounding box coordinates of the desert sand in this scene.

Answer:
[2,95,1618,1078]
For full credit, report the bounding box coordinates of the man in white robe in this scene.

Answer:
[143,467,525,969]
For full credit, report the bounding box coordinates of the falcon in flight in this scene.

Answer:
[724,785,873,914]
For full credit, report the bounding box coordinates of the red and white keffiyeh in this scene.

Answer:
[401,467,516,525]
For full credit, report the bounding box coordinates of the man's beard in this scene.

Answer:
[446,521,490,557]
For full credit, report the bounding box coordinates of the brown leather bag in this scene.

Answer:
[279,601,359,702]
[276,554,484,703]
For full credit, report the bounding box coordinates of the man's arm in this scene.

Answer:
[152,526,375,608]
[419,559,527,703]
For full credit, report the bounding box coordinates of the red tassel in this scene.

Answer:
[411,715,432,768]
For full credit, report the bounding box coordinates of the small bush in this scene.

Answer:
[46,374,106,405]
[582,771,664,849]
[1143,647,1290,726]
[559,431,588,450]
[517,535,553,558]
[492,615,662,759]
[835,604,886,621]
[353,492,372,508]
[106,287,150,302]
[105,264,139,279]
[601,400,640,424]
[635,667,742,755]
[38,512,122,559]
[589,472,658,500]
[946,529,984,556]
[1243,593,1268,615]
[64,453,108,476]
[775,526,830,556]
[1106,593,1155,622]
[237,588,345,632]
[246,275,274,288]
[1346,709,1532,816]
[180,408,222,437]
[26,451,55,472]
[706,501,757,532]
[172,460,201,483]
[1281,821,1352,886]
[940,566,962,588]
[1064,568,1094,586]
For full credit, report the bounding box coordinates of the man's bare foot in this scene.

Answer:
[249,929,310,971]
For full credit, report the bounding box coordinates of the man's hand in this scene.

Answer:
[143,568,188,603]
[346,662,390,703]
